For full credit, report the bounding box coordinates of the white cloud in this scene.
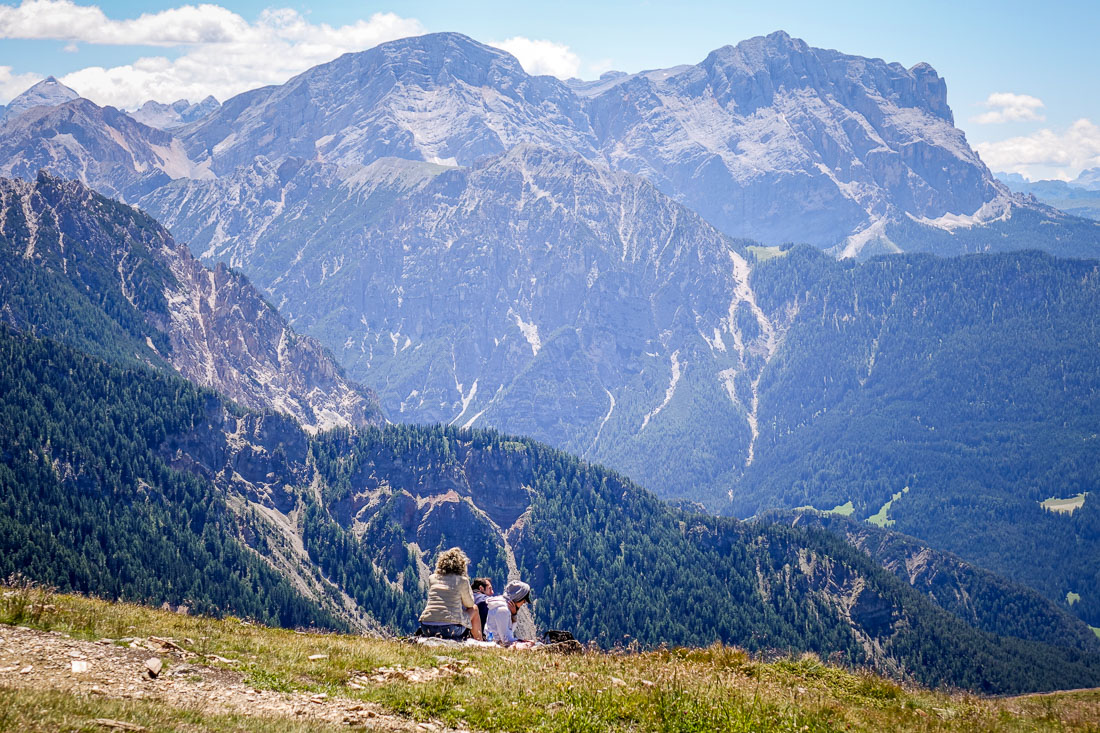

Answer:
[0,66,44,103]
[0,1,424,108]
[490,36,581,79]
[971,92,1045,124]
[975,118,1100,179]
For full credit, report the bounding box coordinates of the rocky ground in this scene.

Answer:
[0,624,463,731]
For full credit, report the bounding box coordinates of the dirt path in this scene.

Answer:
[0,624,464,731]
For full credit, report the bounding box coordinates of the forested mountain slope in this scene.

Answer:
[0,173,381,432]
[734,247,1100,625]
[3,325,1099,693]
[765,510,1100,653]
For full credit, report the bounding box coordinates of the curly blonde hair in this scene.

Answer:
[435,547,470,576]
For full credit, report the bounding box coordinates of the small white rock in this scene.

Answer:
[145,657,162,678]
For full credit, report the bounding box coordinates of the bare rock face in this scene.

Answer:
[178,33,596,175]
[584,31,1006,251]
[0,99,202,203]
[0,172,382,432]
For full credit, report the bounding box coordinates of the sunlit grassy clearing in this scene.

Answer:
[867,487,909,527]
[1040,493,1088,514]
[747,245,790,262]
[793,501,854,517]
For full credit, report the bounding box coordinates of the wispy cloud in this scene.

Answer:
[0,1,424,107]
[972,92,1046,124]
[975,118,1100,179]
[490,36,581,79]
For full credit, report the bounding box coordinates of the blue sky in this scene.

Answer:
[1,0,1097,179]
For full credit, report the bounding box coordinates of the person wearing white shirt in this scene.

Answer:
[484,580,531,646]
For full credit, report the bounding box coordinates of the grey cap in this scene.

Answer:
[503,580,531,604]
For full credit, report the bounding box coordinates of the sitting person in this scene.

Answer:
[484,580,532,646]
[417,547,483,641]
[471,577,493,632]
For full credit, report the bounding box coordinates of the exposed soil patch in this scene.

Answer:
[0,624,465,731]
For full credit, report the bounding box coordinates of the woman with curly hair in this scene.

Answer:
[417,547,483,640]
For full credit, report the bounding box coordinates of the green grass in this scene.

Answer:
[1091,626,1100,640]
[3,587,1100,731]
[867,488,909,528]
[1040,493,1088,514]
[747,245,790,263]
[793,501,854,517]
[828,501,855,517]
[1067,592,1082,606]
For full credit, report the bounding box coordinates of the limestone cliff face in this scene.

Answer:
[584,31,1006,251]
[1,31,1071,255]
[0,172,382,432]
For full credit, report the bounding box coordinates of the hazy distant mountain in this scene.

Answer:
[585,31,1016,253]
[1,76,80,121]
[0,172,382,432]
[129,96,221,130]
[997,171,1100,220]
[169,31,1084,255]
[1074,167,1100,190]
[0,97,208,201]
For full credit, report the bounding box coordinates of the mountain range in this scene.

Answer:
[2,29,1100,691]
[998,169,1100,221]
[2,174,1099,694]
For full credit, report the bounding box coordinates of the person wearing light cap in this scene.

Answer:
[483,580,531,646]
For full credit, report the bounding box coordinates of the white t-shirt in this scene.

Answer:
[483,595,517,644]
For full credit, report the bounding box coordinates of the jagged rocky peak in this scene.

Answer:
[690,30,952,122]
[130,95,221,129]
[3,76,81,121]
[1074,167,1100,190]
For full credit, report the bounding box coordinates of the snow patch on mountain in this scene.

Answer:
[640,350,682,431]
[511,311,542,356]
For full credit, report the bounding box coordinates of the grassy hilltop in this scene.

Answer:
[1,586,1098,732]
